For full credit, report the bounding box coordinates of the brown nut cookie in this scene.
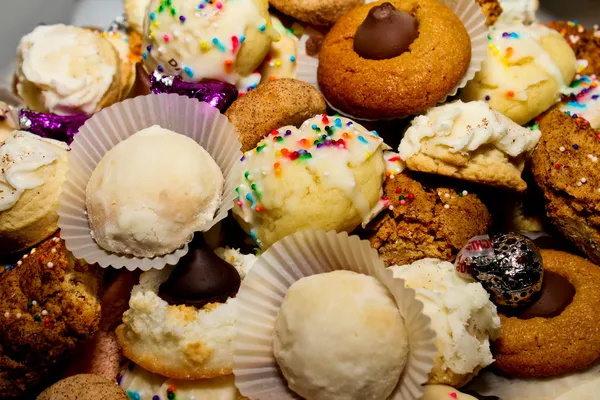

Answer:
[225,78,327,152]
[38,374,127,400]
[531,109,600,264]
[318,0,471,120]
[547,21,600,76]
[363,172,491,267]
[476,0,503,26]
[269,0,363,26]
[493,250,600,378]
[0,236,103,398]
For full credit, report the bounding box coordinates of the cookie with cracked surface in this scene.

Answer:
[0,236,103,398]
[493,250,600,378]
[37,374,127,400]
[547,21,600,76]
[476,0,503,26]
[318,0,471,120]
[269,0,364,26]
[363,172,491,267]
[225,78,327,152]
[531,109,600,264]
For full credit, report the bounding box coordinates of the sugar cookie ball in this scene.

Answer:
[461,22,576,125]
[233,115,385,248]
[273,271,409,400]
[86,126,223,258]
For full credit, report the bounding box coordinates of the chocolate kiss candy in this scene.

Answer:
[455,233,544,308]
[353,2,419,60]
[517,270,575,319]
[159,235,241,308]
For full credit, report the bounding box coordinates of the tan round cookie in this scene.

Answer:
[493,250,600,378]
[225,78,327,152]
[269,0,364,26]
[37,374,127,400]
[531,109,600,264]
[364,172,491,267]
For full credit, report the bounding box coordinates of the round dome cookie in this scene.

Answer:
[0,236,103,398]
[531,109,600,264]
[124,0,150,34]
[364,172,491,267]
[317,0,471,120]
[224,78,327,152]
[547,21,600,76]
[461,22,577,125]
[476,0,503,26]
[269,0,363,26]
[493,250,600,378]
[38,374,127,400]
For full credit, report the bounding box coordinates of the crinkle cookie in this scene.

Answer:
[0,236,103,398]
[531,108,600,264]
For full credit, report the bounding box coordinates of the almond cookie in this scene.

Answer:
[493,250,600,378]
[318,0,471,120]
[0,236,103,398]
[531,109,600,264]
[364,172,491,267]
[269,0,363,26]
[547,21,600,76]
[225,78,327,152]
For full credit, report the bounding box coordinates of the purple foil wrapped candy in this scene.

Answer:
[150,71,238,112]
[19,109,90,145]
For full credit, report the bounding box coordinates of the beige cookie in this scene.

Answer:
[225,78,326,152]
[269,0,364,26]
[124,0,150,34]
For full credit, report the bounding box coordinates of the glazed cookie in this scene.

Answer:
[38,374,127,400]
[0,236,103,398]
[259,15,299,83]
[16,24,122,115]
[100,30,143,100]
[557,75,600,130]
[531,109,600,264]
[269,0,363,26]
[493,250,600,378]
[0,131,70,254]
[547,21,600,76]
[461,22,577,125]
[224,78,326,152]
[364,172,491,267]
[233,115,385,249]
[318,0,471,120]
[476,0,503,26]
[143,0,278,92]
[398,100,541,192]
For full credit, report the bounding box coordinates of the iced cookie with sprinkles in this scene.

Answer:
[232,114,386,249]
[461,22,577,125]
[259,15,299,83]
[531,108,600,264]
[547,21,600,76]
[0,236,103,398]
[558,75,600,130]
[143,0,278,93]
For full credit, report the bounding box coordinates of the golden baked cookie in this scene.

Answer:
[531,109,600,264]
[364,172,491,267]
[0,236,103,398]
[476,0,503,26]
[37,374,127,400]
[318,0,471,120]
[269,0,363,26]
[124,0,150,34]
[225,78,327,152]
[547,21,600,76]
[493,250,600,378]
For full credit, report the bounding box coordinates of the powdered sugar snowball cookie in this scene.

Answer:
[390,258,501,388]
[461,22,577,125]
[15,24,122,115]
[143,0,278,93]
[232,115,386,249]
[398,100,541,192]
[86,126,224,258]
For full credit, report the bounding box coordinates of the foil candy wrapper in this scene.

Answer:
[150,71,238,112]
[19,109,90,145]
[455,233,544,308]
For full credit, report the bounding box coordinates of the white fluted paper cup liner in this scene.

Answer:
[234,230,437,400]
[297,0,488,122]
[57,94,242,271]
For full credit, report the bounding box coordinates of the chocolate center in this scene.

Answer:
[158,235,241,308]
[353,2,419,60]
[516,270,575,319]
